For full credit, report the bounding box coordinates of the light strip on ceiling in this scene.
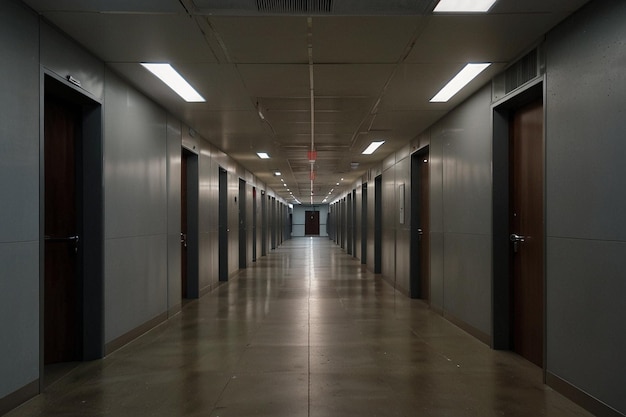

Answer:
[257,152,270,159]
[362,141,385,155]
[430,63,491,102]
[141,63,205,102]
[433,0,497,12]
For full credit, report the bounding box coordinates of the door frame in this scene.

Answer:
[218,167,228,281]
[492,78,546,369]
[238,178,247,269]
[410,146,430,300]
[182,148,199,298]
[374,175,383,274]
[40,71,105,384]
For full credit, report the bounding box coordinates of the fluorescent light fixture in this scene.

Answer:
[257,152,270,159]
[274,171,282,176]
[430,63,491,102]
[362,141,385,155]
[141,63,205,102]
[434,0,497,12]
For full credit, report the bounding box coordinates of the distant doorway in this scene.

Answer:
[218,167,228,281]
[181,148,199,298]
[305,211,320,235]
[361,184,368,265]
[252,187,257,262]
[374,175,382,274]
[239,178,247,269]
[410,148,430,300]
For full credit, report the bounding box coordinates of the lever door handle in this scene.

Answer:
[509,233,526,242]
[510,233,526,253]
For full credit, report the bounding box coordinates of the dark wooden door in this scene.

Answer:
[218,167,228,281]
[44,96,81,364]
[181,151,188,299]
[305,211,320,235]
[510,99,544,367]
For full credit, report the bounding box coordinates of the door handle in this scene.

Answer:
[45,235,79,253]
[510,233,526,253]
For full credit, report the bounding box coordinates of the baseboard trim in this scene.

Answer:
[442,310,491,346]
[104,312,168,356]
[168,303,181,318]
[0,379,39,416]
[546,372,625,417]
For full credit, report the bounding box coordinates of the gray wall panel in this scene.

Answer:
[0,0,40,401]
[439,87,492,236]
[228,171,239,275]
[104,235,168,342]
[198,139,216,289]
[0,0,39,243]
[0,242,39,397]
[429,231,444,310]
[103,69,168,341]
[40,21,104,101]
[381,167,396,282]
[546,237,626,413]
[395,155,411,294]
[166,117,182,311]
[544,1,626,413]
[429,128,445,310]
[104,69,168,239]
[546,0,626,242]
[442,233,491,335]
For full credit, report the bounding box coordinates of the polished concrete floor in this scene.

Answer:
[7,238,593,417]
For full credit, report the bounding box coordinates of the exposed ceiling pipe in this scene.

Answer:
[307,17,315,205]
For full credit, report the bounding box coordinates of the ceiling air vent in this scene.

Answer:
[493,46,545,101]
[256,0,333,14]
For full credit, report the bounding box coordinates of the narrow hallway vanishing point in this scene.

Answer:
[7,238,592,417]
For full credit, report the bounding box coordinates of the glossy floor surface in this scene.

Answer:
[7,238,593,417]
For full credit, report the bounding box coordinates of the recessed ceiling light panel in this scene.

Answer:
[362,141,385,155]
[430,63,491,102]
[434,0,497,13]
[257,152,270,159]
[141,63,205,102]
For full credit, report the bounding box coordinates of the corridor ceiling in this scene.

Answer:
[23,0,590,204]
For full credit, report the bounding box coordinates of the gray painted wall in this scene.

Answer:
[103,68,169,342]
[0,0,289,405]
[431,85,493,336]
[0,0,39,398]
[544,0,626,412]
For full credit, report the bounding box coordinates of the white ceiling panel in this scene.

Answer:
[208,17,309,63]
[405,14,567,64]
[22,0,181,13]
[42,12,218,63]
[491,0,591,13]
[237,64,310,97]
[312,17,424,63]
[314,64,395,96]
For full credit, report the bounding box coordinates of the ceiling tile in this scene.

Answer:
[42,12,217,63]
[209,17,309,63]
[312,16,423,63]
